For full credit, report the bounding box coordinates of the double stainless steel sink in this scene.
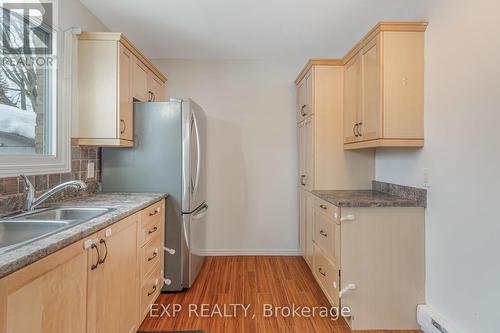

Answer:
[0,207,113,254]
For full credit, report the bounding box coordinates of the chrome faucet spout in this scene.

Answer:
[20,174,87,211]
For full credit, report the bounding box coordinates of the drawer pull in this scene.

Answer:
[147,285,157,296]
[318,267,327,277]
[149,208,160,216]
[147,249,158,261]
[319,230,328,237]
[319,204,328,210]
[148,226,158,234]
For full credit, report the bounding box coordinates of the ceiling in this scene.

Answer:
[79,0,430,60]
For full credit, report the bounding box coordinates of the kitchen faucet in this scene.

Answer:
[20,174,88,211]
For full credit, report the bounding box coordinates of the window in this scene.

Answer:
[0,1,71,177]
[0,10,53,154]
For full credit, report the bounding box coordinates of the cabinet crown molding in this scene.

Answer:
[78,32,167,83]
[342,21,428,65]
[295,22,428,85]
[295,59,342,85]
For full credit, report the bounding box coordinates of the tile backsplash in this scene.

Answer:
[0,139,101,214]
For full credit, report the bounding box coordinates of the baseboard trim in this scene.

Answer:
[196,249,303,256]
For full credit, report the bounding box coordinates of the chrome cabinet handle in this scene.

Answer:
[90,243,100,270]
[148,226,158,235]
[98,239,108,264]
[147,249,158,261]
[147,285,157,296]
[120,119,126,134]
[300,105,307,117]
[319,230,328,237]
[318,267,327,277]
[300,175,306,186]
[319,204,328,210]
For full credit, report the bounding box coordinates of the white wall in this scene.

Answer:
[153,59,303,254]
[60,0,108,32]
[376,1,500,332]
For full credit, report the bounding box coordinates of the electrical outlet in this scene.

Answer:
[423,168,431,188]
[87,161,95,179]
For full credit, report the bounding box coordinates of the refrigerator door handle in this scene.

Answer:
[192,203,208,220]
[183,216,190,250]
[191,112,201,196]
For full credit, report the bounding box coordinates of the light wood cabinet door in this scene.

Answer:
[303,116,314,191]
[360,36,381,141]
[0,238,93,333]
[296,71,312,122]
[147,71,166,102]
[298,121,306,189]
[296,76,306,122]
[305,72,313,117]
[304,191,314,267]
[343,55,361,143]
[299,189,306,255]
[132,56,149,102]
[298,117,314,190]
[88,214,140,333]
[118,45,133,141]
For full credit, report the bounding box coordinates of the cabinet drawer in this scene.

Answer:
[140,201,164,246]
[314,197,340,221]
[313,210,340,266]
[140,264,162,318]
[313,244,340,307]
[140,201,163,228]
[141,235,162,280]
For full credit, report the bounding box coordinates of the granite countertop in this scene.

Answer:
[0,192,167,279]
[312,190,424,208]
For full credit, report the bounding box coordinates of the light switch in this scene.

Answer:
[87,161,95,179]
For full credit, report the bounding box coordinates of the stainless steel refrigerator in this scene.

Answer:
[101,98,207,291]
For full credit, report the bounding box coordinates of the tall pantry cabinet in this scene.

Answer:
[295,60,374,266]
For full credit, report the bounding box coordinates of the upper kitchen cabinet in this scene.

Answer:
[295,60,374,191]
[343,22,427,150]
[76,32,167,147]
[296,70,312,122]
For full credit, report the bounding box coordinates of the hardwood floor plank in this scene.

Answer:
[140,256,422,333]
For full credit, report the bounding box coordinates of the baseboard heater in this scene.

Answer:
[417,305,464,333]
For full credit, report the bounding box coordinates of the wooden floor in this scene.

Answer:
[140,256,421,333]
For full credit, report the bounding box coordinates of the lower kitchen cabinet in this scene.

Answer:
[0,199,165,333]
[87,213,140,333]
[299,189,314,267]
[0,238,89,333]
[304,195,425,330]
[339,206,425,330]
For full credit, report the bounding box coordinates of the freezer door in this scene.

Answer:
[181,202,207,288]
[182,100,207,213]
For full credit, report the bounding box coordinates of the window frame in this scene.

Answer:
[0,15,74,178]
